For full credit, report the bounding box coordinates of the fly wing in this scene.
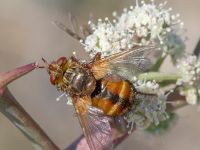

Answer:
[91,46,161,80]
[73,96,113,150]
[54,14,91,41]
[54,21,82,41]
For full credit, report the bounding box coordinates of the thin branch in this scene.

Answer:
[0,87,59,150]
[0,63,36,88]
[193,39,200,57]
[166,90,188,111]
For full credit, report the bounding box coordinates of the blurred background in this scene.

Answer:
[0,0,200,149]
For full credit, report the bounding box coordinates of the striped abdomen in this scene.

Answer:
[92,79,135,117]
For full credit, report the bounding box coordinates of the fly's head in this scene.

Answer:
[42,56,96,96]
[42,57,73,92]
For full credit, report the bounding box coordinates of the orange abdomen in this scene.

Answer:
[92,79,135,116]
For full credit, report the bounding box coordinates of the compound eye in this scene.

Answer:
[56,57,67,66]
[50,74,56,85]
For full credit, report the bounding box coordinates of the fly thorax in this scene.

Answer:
[63,66,96,96]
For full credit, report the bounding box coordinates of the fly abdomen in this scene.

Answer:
[92,79,135,116]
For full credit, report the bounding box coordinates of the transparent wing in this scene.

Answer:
[68,13,92,38]
[54,14,91,41]
[91,46,161,80]
[68,13,79,34]
[74,96,113,150]
[54,20,82,41]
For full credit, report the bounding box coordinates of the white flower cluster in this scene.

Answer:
[134,79,159,93]
[176,55,200,105]
[82,0,184,58]
[125,80,168,130]
[82,19,133,57]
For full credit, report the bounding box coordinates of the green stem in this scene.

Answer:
[138,72,181,82]
[151,55,167,71]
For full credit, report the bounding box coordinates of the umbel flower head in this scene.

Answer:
[176,55,200,105]
[83,19,129,57]
[124,80,168,131]
[82,0,185,58]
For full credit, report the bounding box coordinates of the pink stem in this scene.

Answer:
[0,62,36,88]
[0,63,59,150]
[0,87,59,150]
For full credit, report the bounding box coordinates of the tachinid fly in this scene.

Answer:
[42,45,158,150]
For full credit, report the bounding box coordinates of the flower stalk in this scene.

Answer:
[138,72,181,82]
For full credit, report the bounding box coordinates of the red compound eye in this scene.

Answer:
[56,57,67,66]
[50,74,56,85]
